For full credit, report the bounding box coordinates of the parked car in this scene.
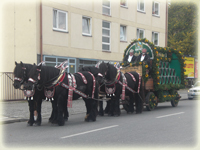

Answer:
[188,81,200,99]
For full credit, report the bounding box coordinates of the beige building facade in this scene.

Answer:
[1,0,168,73]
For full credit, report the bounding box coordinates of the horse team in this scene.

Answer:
[13,61,143,126]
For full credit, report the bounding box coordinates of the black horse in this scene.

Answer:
[13,61,46,126]
[78,64,108,116]
[26,64,99,126]
[98,62,144,116]
[13,61,66,126]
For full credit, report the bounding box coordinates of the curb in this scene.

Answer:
[1,118,28,124]
[1,96,188,125]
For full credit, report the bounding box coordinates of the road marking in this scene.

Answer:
[61,125,119,139]
[156,112,185,119]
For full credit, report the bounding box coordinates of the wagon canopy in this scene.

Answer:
[124,41,154,59]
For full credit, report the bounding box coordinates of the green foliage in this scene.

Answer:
[168,0,198,56]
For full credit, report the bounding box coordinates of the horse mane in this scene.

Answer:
[24,64,34,73]
[106,63,117,81]
[79,66,99,77]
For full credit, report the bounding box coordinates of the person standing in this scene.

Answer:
[123,49,137,63]
[136,48,150,63]
[136,48,151,76]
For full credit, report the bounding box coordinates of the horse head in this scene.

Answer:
[96,61,109,84]
[25,64,60,91]
[13,61,27,89]
[99,62,118,84]
[24,63,41,91]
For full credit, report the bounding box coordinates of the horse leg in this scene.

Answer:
[135,93,143,114]
[135,84,144,114]
[27,100,35,126]
[108,98,115,116]
[114,96,121,116]
[83,98,91,122]
[49,99,58,124]
[49,100,54,123]
[90,100,97,121]
[83,98,90,116]
[98,101,104,116]
[35,98,42,126]
[63,98,69,121]
[84,98,97,122]
[128,94,134,113]
[57,96,65,126]
[104,100,110,114]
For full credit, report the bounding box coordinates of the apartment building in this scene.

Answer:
[1,0,168,73]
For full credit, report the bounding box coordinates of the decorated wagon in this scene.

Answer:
[120,38,186,111]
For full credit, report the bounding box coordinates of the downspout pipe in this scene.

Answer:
[40,0,43,61]
[165,0,168,47]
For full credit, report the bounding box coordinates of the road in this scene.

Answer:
[1,99,199,149]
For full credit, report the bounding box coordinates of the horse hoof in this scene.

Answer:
[27,122,34,126]
[27,120,34,126]
[108,113,113,116]
[98,112,104,116]
[85,118,96,122]
[84,118,89,122]
[35,122,41,126]
[58,121,65,126]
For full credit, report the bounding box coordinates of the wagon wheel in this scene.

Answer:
[171,91,179,107]
[146,92,157,111]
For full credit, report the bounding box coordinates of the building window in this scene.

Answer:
[137,0,145,12]
[43,56,76,73]
[120,0,127,7]
[102,21,110,51]
[102,0,111,16]
[53,9,68,32]
[137,28,144,39]
[152,1,160,16]
[82,16,92,36]
[79,60,98,70]
[120,25,126,41]
[152,32,159,46]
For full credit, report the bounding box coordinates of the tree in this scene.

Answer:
[168,0,198,56]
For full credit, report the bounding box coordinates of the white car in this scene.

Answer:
[188,81,200,99]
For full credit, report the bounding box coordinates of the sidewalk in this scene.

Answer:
[0,89,188,124]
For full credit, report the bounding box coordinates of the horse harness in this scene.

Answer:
[105,70,141,100]
[30,69,96,107]
[60,72,96,107]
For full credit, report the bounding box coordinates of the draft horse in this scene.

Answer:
[79,63,108,116]
[26,64,99,126]
[13,62,46,126]
[98,62,144,116]
[13,61,67,126]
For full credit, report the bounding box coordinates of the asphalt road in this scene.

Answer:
[1,99,198,149]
